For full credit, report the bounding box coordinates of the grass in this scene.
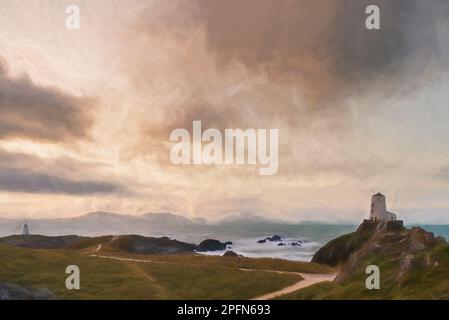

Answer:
[94,245,335,274]
[0,243,332,300]
[312,230,374,267]
[277,242,449,300]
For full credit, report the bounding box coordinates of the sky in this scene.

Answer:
[0,0,449,223]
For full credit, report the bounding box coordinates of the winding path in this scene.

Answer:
[245,270,337,300]
[88,249,337,300]
[89,253,173,265]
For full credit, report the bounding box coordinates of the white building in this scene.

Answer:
[369,193,397,221]
[22,222,29,236]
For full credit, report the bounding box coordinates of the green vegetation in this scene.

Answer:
[311,230,374,266]
[278,240,449,300]
[0,243,331,300]
[69,236,114,249]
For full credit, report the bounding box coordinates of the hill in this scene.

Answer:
[278,220,449,299]
[106,235,197,254]
[0,235,98,249]
[0,234,197,255]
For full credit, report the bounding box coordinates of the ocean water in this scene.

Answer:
[178,224,449,262]
[177,224,358,262]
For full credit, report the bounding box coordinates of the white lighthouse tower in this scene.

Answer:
[369,193,397,221]
[22,222,30,236]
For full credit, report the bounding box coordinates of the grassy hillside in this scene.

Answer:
[0,243,331,300]
[0,234,197,254]
[277,223,449,300]
[279,243,449,300]
[311,231,374,267]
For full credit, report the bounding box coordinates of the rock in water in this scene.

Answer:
[266,235,283,242]
[257,235,283,243]
[197,239,230,252]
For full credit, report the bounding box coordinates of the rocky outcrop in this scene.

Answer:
[312,220,409,267]
[312,220,446,283]
[0,234,197,255]
[197,239,232,252]
[0,283,55,300]
[222,250,240,258]
[0,235,92,249]
[257,235,283,243]
[311,230,373,267]
[109,235,197,254]
[258,235,303,247]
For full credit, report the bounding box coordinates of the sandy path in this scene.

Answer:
[89,254,171,265]
[245,270,337,300]
[94,236,126,253]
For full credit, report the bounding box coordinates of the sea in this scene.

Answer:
[176,224,449,262]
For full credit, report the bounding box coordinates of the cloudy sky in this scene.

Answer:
[1,0,449,223]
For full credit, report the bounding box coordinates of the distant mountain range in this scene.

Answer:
[213,212,293,225]
[0,211,351,240]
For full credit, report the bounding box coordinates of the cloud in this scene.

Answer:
[123,0,449,161]
[0,150,126,195]
[195,0,449,82]
[0,59,94,142]
[1,0,447,220]
[332,0,449,80]
[438,167,449,181]
[0,169,123,195]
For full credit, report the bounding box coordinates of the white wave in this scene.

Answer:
[198,237,322,261]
